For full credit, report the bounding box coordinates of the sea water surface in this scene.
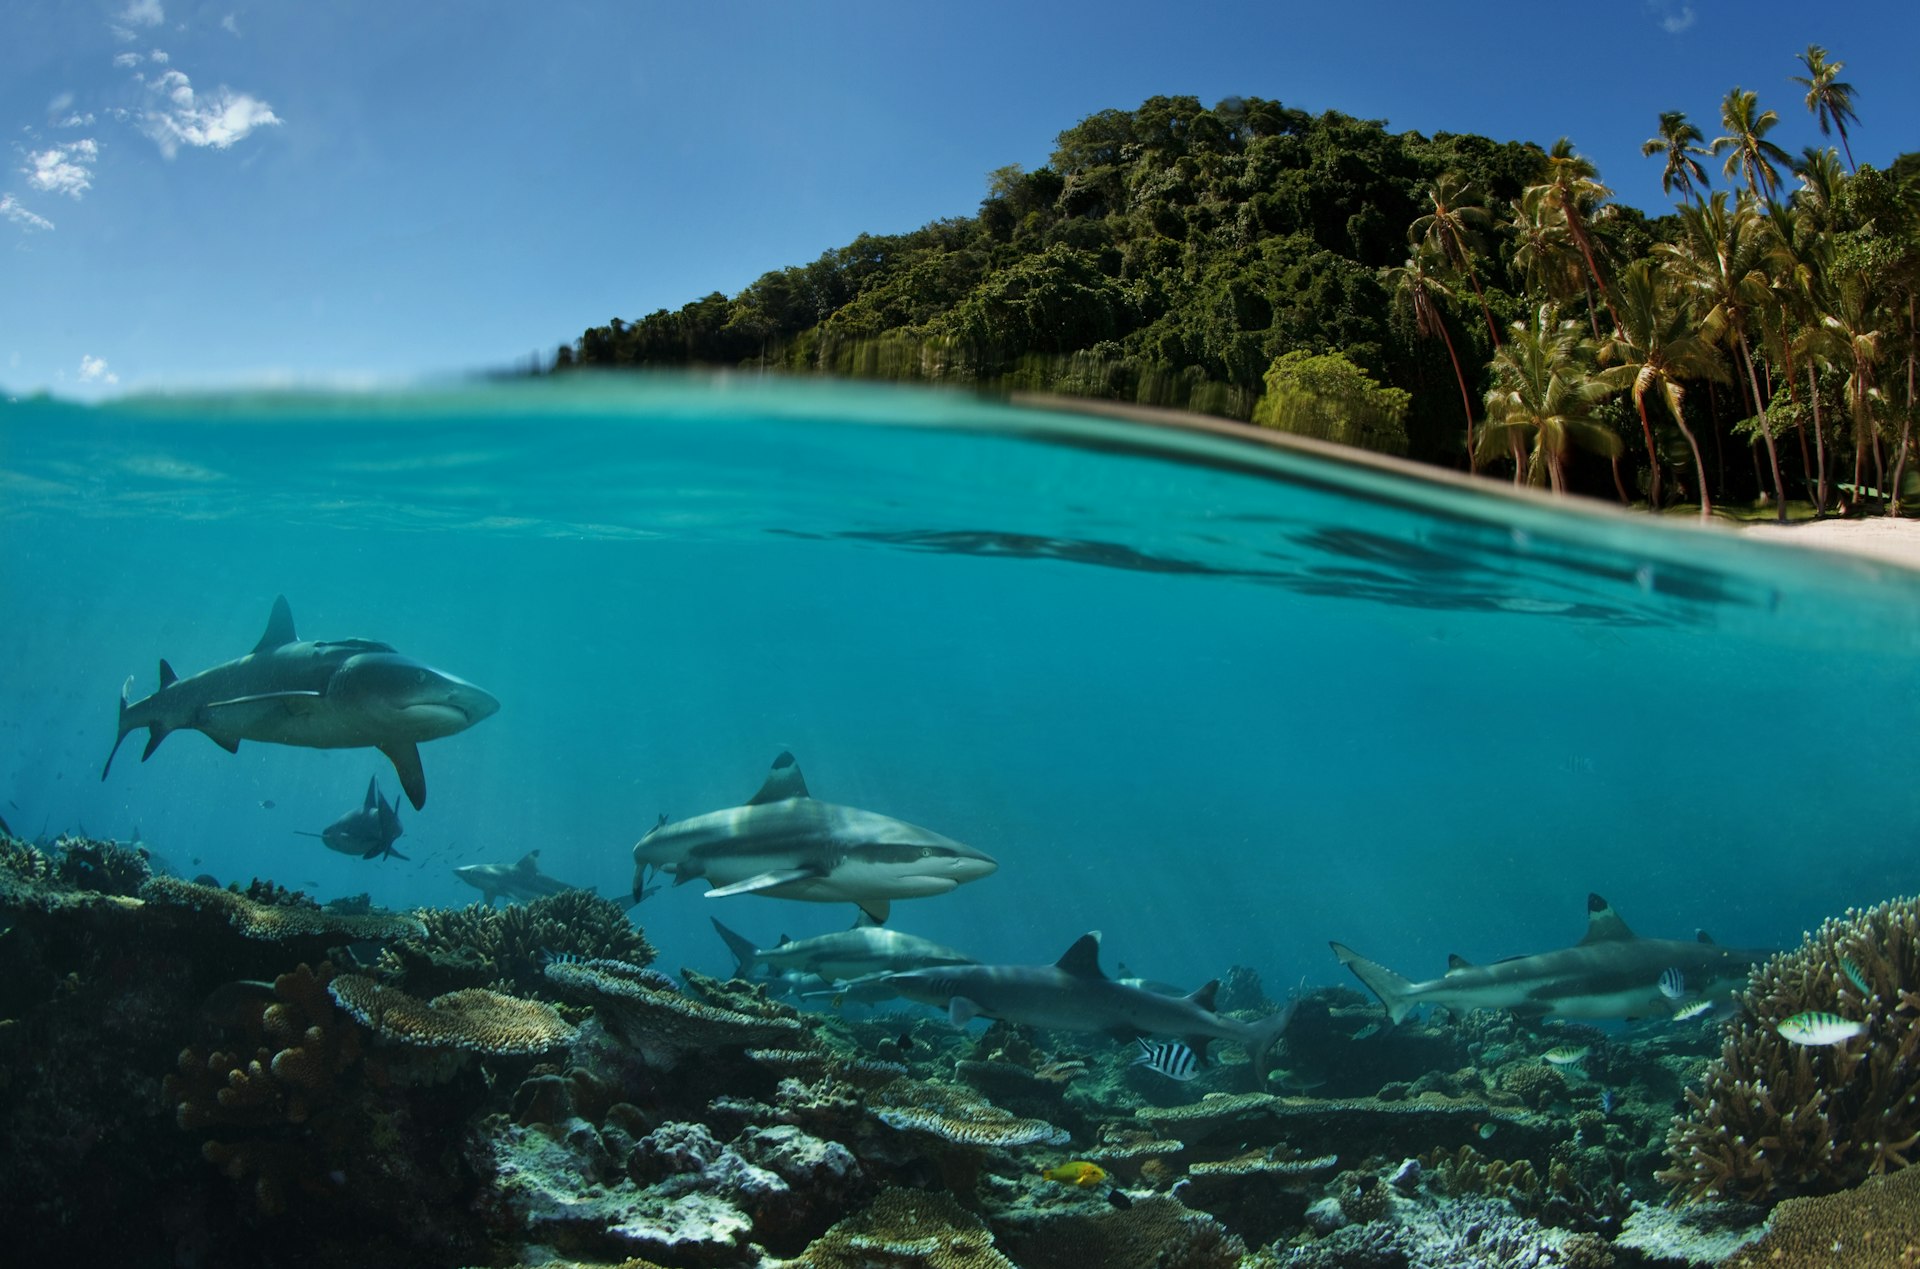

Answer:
[2,376,1916,996]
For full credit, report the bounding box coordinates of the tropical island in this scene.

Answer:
[550,48,1915,526]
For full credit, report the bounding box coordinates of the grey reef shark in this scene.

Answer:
[296,775,408,861]
[711,913,975,983]
[102,596,500,810]
[454,850,583,906]
[882,931,1298,1085]
[1332,892,1772,1024]
[633,750,997,925]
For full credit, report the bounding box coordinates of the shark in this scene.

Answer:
[632,751,997,924]
[296,775,408,861]
[882,931,1298,1084]
[1331,893,1773,1024]
[453,850,582,906]
[102,596,500,810]
[711,913,975,982]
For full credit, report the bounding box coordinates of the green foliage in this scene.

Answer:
[1251,349,1410,456]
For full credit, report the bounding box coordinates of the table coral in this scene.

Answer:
[328,973,577,1054]
[1660,893,1920,1204]
[141,875,426,942]
[787,1186,1018,1268]
[543,956,808,1066]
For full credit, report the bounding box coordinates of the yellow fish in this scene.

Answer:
[1040,1160,1106,1187]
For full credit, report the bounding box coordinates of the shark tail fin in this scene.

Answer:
[1245,996,1299,1086]
[710,917,760,979]
[384,843,410,862]
[103,674,164,781]
[1330,942,1418,1026]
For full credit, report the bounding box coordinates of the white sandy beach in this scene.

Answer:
[1739,517,1920,571]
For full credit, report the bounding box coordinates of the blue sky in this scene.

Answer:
[3,1,1915,398]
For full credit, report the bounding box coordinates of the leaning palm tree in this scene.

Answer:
[1410,173,1501,346]
[1527,139,1619,333]
[1598,259,1729,516]
[1480,307,1619,494]
[1383,250,1480,473]
[1642,110,1711,204]
[1660,193,1790,520]
[1711,88,1792,200]
[1791,45,1860,171]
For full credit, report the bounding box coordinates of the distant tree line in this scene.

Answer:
[552,58,1918,517]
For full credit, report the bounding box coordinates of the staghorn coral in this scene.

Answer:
[390,890,655,998]
[53,835,151,895]
[327,973,577,1055]
[141,875,425,942]
[1660,893,1920,1205]
[1722,1163,1920,1267]
[788,1186,1018,1268]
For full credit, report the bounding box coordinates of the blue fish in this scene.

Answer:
[1840,957,1870,995]
[1132,1037,1200,1081]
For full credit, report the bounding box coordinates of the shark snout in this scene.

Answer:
[335,654,500,737]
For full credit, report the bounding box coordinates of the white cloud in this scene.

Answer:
[113,52,142,68]
[1647,1,1696,33]
[139,69,280,158]
[150,48,169,64]
[1,193,55,231]
[79,355,120,385]
[23,139,98,199]
[58,113,97,128]
[221,13,240,35]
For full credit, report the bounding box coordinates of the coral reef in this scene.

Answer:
[141,875,426,942]
[52,834,153,895]
[787,1187,1017,1268]
[1720,1164,1920,1267]
[544,956,810,1066]
[385,891,655,998]
[328,973,578,1055]
[1660,893,1920,1204]
[996,1194,1249,1269]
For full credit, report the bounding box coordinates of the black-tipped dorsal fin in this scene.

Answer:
[1056,932,1106,979]
[1696,930,1716,944]
[1447,953,1475,971]
[852,910,881,929]
[747,751,810,805]
[1580,893,1637,944]
[158,659,178,689]
[363,775,379,809]
[515,851,541,874]
[1188,979,1220,1012]
[253,596,298,654]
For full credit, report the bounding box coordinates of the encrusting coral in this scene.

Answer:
[1720,1163,1920,1267]
[327,973,577,1055]
[1660,893,1920,1204]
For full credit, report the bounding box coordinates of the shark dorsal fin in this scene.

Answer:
[253,596,298,654]
[1188,979,1220,1012]
[747,751,810,805]
[158,659,178,689]
[1056,932,1106,979]
[777,935,792,946]
[363,775,379,810]
[1697,930,1716,944]
[1581,893,1637,944]
[514,851,541,874]
[1447,953,1475,971]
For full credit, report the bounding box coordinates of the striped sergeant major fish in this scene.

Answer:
[1132,1037,1200,1081]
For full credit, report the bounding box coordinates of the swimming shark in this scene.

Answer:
[1331,893,1772,1024]
[711,913,975,982]
[296,776,408,861]
[632,751,997,924]
[453,850,582,906]
[882,932,1298,1084]
[102,596,499,810]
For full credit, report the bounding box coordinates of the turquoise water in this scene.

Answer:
[3,376,1917,995]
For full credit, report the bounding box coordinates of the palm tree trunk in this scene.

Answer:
[1635,397,1663,509]
[1436,320,1477,475]
[1738,338,1789,521]
[1610,454,1630,504]
[1809,363,1829,514]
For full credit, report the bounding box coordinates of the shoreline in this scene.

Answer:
[1737,516,1920,571]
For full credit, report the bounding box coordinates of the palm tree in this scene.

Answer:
[1642,111,1711,204]
[1660,193,1790,520]
[1527,139,1619,333]
[1507,188,1584,306]
[1479,307,1619,494]
[1383,249,1479,473]
[1711,88,1792,200]
[1766,199,1839,511]
[1822,283,1885,506]
[1598,259,1728,515]
[1410,173,1501,346]
[1791,45,1859,171]
[1792,146,1847,232]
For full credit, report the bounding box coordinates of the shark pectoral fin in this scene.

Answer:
[363,845,384,859]
[705,868,815,899]
[947,996,982,1028]
[201,730,238,756]
[380,742,426,811]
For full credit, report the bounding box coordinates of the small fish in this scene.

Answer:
[1132,1038,1199,1081]
[1658,967,1686,1000]
[1351,1023,1381,1042]
[1777,1012,1866,1046]
[1477,1123,1498,1140]
[1106,1189,1133,1210]
[1840,957,1870,995]
[259,800,276,810]
[1040,1161,1107,1188]
[1544,1045,1591,1065]
[1597,1088,1616,1116]
[1671,999,1715,1022]
[896,1030,915,1053]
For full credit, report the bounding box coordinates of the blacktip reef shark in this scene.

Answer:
[1331,893,1772,1024]
[882,932,1298,1085]
[296,776,408,861]
[454,850,583,906]
[711,913,975,982]
[632,751,997,924]
[102,596,500,810]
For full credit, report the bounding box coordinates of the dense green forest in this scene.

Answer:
[553,54,1918,517]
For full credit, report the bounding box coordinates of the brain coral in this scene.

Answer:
[1660,893,1920,1204]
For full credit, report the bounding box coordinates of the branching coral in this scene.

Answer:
[1660,893,1920,1204]
[52,835,152,895]
[387,891,655,998]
